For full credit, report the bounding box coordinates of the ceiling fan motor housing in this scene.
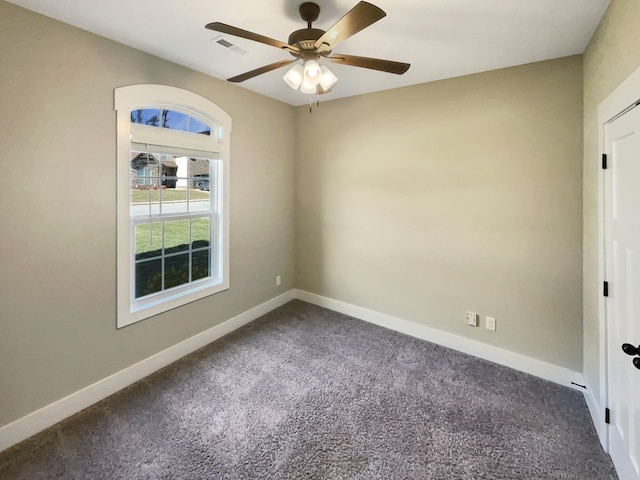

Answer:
[289,2,329,57]
[288,28,326,54]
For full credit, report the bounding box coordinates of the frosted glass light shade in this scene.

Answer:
[319,66,338,90]
[283,64,304,89]
[300,81,317,95]
[303,59,321,85]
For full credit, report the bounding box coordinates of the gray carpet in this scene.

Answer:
[0,300,617,479]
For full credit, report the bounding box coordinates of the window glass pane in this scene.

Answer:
[135,258,162,298]
[190,158,210,212]
[192,218,210,248]
[190,158,209,178]
[164,254,190,289]
[131,186,161,216]
[160,188,187,214]
[131,153,160,187]
[162,174,179,190]
[192,249,211,281]
[162,110,188,131]
[189,116,211,135]
[131,153,161,215]
[160,156,179,189]
[190,182,210,212]
[193,174,210,192]
[164,220,190,254]
[131,109,160,126]
[135,223,162,260]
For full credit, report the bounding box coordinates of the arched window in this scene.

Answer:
[115,85,231,327]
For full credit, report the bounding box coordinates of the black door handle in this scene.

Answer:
[622,344,640,370]
[622,343,640,356]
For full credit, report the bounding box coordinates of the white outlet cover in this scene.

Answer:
[466,312,478,327]
[486,316,496,331]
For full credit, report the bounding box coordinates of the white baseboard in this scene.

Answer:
[294,289,585,391]
[0,290,296,453]
[0,288,593,454]
[583,379,608,450]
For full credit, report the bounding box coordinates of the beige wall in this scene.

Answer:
[583,0,640,402]
[295,57,584,371]
[0,1,295,427]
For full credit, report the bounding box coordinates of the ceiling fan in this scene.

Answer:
[205,1,410,96]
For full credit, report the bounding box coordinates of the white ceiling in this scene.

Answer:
[8,0,610,106]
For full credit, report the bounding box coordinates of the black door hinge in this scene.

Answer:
[604,281,609,297]
[605,408,610,424]
[602,154,608,169]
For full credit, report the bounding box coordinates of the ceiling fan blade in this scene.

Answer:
[314,2,386,52]
[227,59,297,83]
[327,54,410,75]
[205,22,298,53]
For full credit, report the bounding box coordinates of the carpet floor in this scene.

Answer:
[0,300,617,479]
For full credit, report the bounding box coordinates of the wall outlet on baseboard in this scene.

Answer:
[465,311,478,327]
[486,316,496,331]
[275,275,281,286]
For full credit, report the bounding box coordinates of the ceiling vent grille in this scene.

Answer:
[211,35,247,55]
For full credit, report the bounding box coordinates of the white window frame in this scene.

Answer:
[115,85,231,328]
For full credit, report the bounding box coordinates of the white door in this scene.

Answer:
[605,104,640,480]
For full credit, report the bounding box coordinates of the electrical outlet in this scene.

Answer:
[486,316,496,331]
[276,275,281,286]
[465,311,478,327]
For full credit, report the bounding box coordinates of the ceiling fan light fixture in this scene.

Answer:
[206,1,410,104]
[319,66,338,90]
[283,64,304,89]
[303,59,322,85]
[300,80,318,95]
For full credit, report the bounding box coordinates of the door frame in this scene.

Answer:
[596,64,640,451]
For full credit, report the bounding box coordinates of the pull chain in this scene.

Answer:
[308,92,321,114]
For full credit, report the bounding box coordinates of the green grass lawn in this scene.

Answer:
[135,218,210,255]
[131,188,210,204]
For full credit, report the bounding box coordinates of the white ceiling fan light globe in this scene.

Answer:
[300,81,317,95]
[303,59,321,85]
[283,64,304,89]
[319,66,338,90]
